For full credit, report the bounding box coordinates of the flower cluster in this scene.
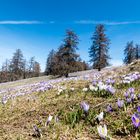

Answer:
[91,80,116,95]
[0,72,102,105]
[124,88,136,104]
[121,72,140,84]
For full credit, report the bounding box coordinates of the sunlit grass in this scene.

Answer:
[0,66,140,139]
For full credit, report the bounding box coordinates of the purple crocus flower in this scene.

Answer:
[92,80,97,86]
[106,105,113,112]
[130,93,136,101]
[124,92,129,98]
[106,79,115,85]
[126,98,132,104]
[128,88,134,94]
[106,86,116,94]
[81,102,89,113]
[117,99,124,108]
[137,106,140,113]
[131,114,140,128]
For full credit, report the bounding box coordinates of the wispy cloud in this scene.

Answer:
[1,20,140,26]
[74,20,140,25]
[0,20,43,25]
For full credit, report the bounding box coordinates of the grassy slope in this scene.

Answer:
[0,76,52,90]
[0,62,140,140]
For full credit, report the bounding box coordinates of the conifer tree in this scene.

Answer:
[10,49,24,80]
[28,57,35,77]
[23,59,27,79]
[135,44,140,60]
[0,59,10,82]
[89,24,110,71]
[56,30,79,77]
[33,61,41,77]
[124,41,136,64]
[45,49,56,75]
[0,49,41,83]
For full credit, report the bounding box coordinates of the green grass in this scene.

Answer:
[0,72,140,139]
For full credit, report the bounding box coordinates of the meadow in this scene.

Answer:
[0,60,140,140]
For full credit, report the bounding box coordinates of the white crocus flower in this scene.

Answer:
[1,97,8,105]
[97,82,103,87]
[57,88,63,95]
[46,115,53,126]
[96,112,104,122]
[98,82,107,90]
[82,88,88,92]
[123,80,130,84]
[94,86,98,91]
[97,124,107,139]
[89,85,98,91]
[89,85,94,91]
[48,115,53,122]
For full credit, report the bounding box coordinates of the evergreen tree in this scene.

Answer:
[10,49,24,80]
[124,41,136,64]
[23,59,27,79]
[89,24,110,71]
[135,44,140,60]
[49,53,60,76]
[56,30,79,77]
[0,59,10,82]
[28,57,35,78]
[33,61,41,77]
[28,57,35,72]
[0,49,41,83]
[27,57,41,77]
[45,49,56,75]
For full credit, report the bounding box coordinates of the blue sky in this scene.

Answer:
[0,0,140,71]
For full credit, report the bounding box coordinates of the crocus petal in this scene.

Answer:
[132,114,140,128]
[138,106,140,113]
[97,124,107,138]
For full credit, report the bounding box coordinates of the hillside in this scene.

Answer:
[0,60,140,140]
